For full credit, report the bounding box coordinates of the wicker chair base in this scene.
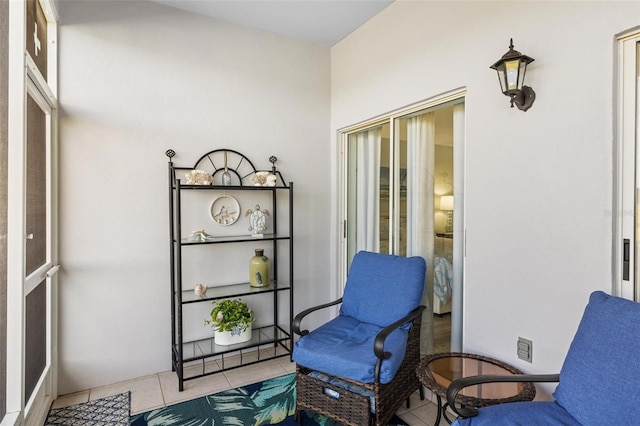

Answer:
[296,367,372,426]
[295,315,423,426]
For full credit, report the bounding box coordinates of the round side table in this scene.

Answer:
[417,352,536,425]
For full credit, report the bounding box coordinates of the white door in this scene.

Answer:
[22,75,59,425]
[616,29,640,302]
[4,1,59,424]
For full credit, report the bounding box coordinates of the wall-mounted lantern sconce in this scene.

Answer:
[490,38,535,111]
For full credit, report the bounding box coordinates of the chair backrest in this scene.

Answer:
[339,251,426,327]
[554,291,640,425]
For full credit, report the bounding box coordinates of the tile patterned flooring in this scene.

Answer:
[51,350,451,425]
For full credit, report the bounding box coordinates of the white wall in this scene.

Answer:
[57,1,331,394]
[331,0,639,396]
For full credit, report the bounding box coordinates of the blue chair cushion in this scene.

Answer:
[292,315,409,384]
[340,251,426,327]
[452,401,581,426]
[553,291,640,425]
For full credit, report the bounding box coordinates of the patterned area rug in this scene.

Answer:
[130,373,409,425]
[45,392,130,425]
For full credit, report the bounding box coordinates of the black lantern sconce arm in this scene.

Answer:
[490,39,536,111]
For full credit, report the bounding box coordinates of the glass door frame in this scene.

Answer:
[338,89,465,284]
[615,28,640,302]
[337,89,466,351]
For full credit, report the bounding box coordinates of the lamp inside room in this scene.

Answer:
[440,195,454,233]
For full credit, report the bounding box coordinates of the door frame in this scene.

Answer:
[4,1,59,424]
[614,27,640,302]
[337,89,466,284]
[336,88,466,351]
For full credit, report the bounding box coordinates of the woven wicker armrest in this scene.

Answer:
[292,298,343,336]
[446,373,560,418]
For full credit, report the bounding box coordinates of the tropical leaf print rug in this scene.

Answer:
[130,373,409,426]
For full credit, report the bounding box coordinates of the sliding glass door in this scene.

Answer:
[1,0,9,419]
[617,30,640,302]
[340,94,465,354]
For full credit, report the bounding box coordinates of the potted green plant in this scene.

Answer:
[205,298,255,345]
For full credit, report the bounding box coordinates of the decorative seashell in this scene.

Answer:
[185,169,213,185]
[249,171,271,186]
[265,174,277,187]
[194,284,208,296]
[188,230,212,242]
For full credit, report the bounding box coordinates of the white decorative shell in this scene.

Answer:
[185,170,213,185]
[249,171,275,187]
[194,284,208,296]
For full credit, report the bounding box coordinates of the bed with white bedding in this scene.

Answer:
[433,235,453,315]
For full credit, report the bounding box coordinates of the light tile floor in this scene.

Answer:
[51,351,451,426]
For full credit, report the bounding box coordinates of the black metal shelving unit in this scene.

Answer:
[166,149,294,391]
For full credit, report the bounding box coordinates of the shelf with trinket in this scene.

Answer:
[166,148,294,391]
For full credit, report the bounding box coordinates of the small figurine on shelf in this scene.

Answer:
[187,230,213,242]
[194,283,208,296]
[245,205,270,237]
[265,174,277,187]
[249,171,277,186]
[185,169,213,185]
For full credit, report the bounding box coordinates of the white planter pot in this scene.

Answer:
[215,324,252,345]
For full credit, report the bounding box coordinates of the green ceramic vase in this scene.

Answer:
[249,249,269,287]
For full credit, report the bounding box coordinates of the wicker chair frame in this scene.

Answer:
[294,312,424,426]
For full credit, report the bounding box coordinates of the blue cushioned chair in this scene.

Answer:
[448,291,640,425]
[292,251,427,426]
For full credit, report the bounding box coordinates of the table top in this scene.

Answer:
[417,352,536,408]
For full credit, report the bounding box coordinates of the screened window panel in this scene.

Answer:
[25,280,46,402]
[26,94,47,277]
[25,91,49,406]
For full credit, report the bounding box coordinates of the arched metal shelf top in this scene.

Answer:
[166,149,287,187]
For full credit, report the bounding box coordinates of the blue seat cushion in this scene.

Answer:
[340,251,426,327]
[292,315,408,384]
[452,401,581,426]
[553,291,640,425]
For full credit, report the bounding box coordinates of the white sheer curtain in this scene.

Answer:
[406,112,436,355]
[356,127,381,252]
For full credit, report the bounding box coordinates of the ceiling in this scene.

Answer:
[54,0,394,46]
[151,0,393,46]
